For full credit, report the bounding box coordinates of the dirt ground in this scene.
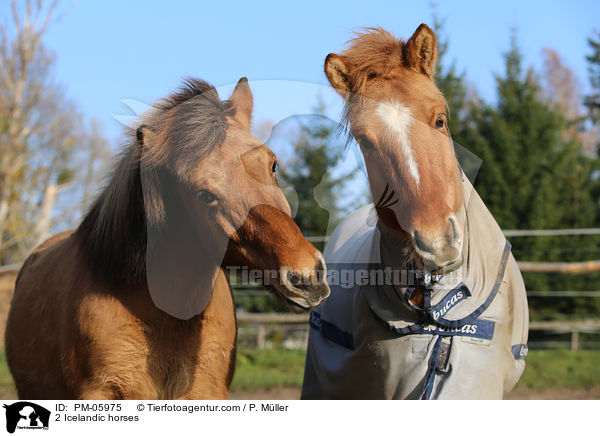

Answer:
[1,386,597,400]
[229,386,600,400]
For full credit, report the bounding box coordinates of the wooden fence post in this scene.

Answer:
[256,324,266,350]
[571,330,579,351]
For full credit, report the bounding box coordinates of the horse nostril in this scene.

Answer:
[314,253,326,279]
[448,216,462,247]
[413,230,433,254]
[287,270,303,287]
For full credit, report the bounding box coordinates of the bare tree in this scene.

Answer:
[541,48,580,120]
[0,1,57,253]
[0,1,110,262]
[70,118,112,228]
[541,47,599,154]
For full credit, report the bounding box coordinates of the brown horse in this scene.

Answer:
[325,25,465,268]
[6,78,330,399]
[302,25,528,399]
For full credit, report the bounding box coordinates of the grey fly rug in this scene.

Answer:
[301,179,529,399]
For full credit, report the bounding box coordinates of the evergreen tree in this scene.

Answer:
[279,102,354,244]
[431,9,488,184]
[431,12,469,130]
[468,34,599,320]
[584,31,600,211]
[434,18,600,320]
[585,31,600,124]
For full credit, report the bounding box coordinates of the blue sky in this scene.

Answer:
[9,0,593,148]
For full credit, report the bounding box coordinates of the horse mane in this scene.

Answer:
[341,27,406,96]
[74,78,230,286]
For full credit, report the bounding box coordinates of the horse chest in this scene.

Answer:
[139,319,234,399]
[72,277,235,399]
[135,323,202,399]
[75,299,199,398]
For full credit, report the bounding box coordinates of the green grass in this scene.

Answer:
[516,350,600,390]
[0,348,597,395]
[230,348,307,391]
[230,348,600,392]
[0,350,15,398]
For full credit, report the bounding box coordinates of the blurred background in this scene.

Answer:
[0,0,599,399]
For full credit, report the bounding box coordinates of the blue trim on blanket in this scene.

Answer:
[424,288,432,310]
[309,311,355,350]
[421,336,443,399]
[369,316,431,336]
[372,309,495,340]
[511,344,528,360]
[409,319,495,340]
[430,284,471,322]
[397,241,511,330]
[433,240,512,329]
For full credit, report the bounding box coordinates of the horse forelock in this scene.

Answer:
[141,78,229,177]
[338,28,406,141]
[342,28,405,97]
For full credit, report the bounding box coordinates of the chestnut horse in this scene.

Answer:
[6,78,330,399]
[302,25,528,399]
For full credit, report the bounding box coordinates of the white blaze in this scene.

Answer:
[375,101,420,186]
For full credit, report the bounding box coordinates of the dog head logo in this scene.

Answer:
[3,402,50,433]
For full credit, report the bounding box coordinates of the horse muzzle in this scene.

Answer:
[276,253,330,312]
[412,215,463,270]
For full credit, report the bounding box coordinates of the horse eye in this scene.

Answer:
[435,115,446,130]
[197,190,219,206]
[272,160,278,174]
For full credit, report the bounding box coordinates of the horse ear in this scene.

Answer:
[403,23,437,78]
[325,53,352,96]
[136,125,147,145]
[136,125,158,150]
[227,77,253,130]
